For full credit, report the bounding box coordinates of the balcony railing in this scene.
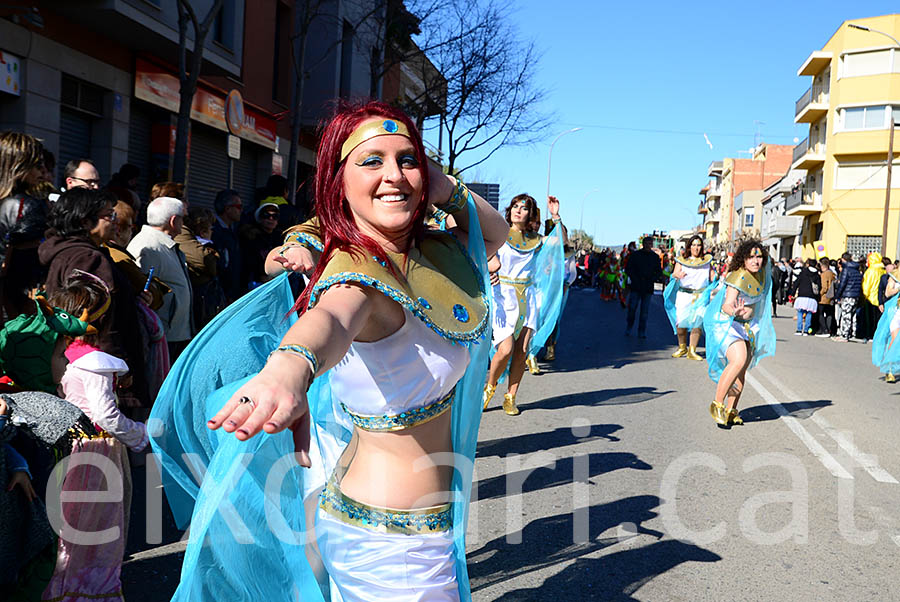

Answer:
[792,137,810,164]
[795,84,828,118]
[761,215,803,239]
[785,186,822,212]
[708,161,723,176]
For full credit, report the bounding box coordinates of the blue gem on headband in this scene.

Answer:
[383,119,399,133]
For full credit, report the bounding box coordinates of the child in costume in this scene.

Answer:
[42,271,148,602]
[664,234,714,360]
[484,194,565,415]
[872,270,900,383]
[703,240,775,428]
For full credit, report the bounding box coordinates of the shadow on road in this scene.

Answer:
[487,539,721,601]
[468,493,719,599]
[477,424,623,458]
[738,399,832,423]
[476,452,652,501]
[513,386,674,412]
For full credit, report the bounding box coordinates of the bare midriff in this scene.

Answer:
[336,409,454,509]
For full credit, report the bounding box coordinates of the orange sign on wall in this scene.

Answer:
[135,58,277,150]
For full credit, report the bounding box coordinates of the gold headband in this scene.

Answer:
[340,118,412,161]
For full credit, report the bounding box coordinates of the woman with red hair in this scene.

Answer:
[152,101,507,601]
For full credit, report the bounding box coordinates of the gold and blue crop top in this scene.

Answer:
[329,308,469,432]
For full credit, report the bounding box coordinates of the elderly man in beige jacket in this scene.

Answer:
[128,196,195,359]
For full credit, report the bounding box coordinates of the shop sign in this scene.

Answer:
[135,58,277,150]
[0,51,21,96]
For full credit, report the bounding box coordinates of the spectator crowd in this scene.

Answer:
[0,130,301,599]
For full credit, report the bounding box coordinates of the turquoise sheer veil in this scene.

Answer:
[702,263,776,382]
[873,286,900,374]
[663,276,713,333]
[149,191,491,601]
[528,222,565,356]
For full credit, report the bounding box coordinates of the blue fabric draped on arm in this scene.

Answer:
[528,223,565,357]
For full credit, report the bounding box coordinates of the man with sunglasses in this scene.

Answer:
[64,158,101,191]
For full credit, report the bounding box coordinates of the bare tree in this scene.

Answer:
[416,2,553,174]
[173,0,226,186]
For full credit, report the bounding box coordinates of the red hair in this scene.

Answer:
[295,100,431,312]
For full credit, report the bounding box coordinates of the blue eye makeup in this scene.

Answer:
[399,154,419,167]
[356,155,384,167]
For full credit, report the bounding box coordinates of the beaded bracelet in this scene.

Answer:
[269,344,319,383]
[434,177,468,214]
[284,231,324,252]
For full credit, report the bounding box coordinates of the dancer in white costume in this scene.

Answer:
[483,194,565,416]
[204,102,508,601]
[666,235,714,360]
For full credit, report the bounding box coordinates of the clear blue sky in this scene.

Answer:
[459,1,899,247]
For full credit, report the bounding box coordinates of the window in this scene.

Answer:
[842,105,887,130]
[842,49,893,77]
[339,20,353,98]
[744,208,754,228]
[834,161,900,189]
[60,74,104,117]
[272,2,291,104]
[846,235,881,259]
[212,0,233,49]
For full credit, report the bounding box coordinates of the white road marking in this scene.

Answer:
[756,366,899,484]
[745,373,853,480]
[892,534,900,548]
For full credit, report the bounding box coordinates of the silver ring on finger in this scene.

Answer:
[238,396,257,409]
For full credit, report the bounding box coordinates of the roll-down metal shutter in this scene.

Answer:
[127,102,154,202]
[58,108,92,179]
[232,143,259,209]
[187,124,228,210]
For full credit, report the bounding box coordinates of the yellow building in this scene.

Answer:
[792,14,900,260]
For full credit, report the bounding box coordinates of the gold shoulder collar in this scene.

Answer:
[676,254,712,268]
[725,268,765,297]
[506,228,542,253]
[890,272,900,284]
[309,232,488,343]
[284,217,323,251]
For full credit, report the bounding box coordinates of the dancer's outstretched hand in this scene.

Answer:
[207,354,313,467]
[274,245,315,274]
[547,195,560,218]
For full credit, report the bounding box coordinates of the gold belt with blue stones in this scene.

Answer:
[319,474,452,535]
[340,388,454,432]
[499,275,533,288]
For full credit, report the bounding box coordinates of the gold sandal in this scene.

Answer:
[709,401,728,427]
[483,383,497,409]
[671,344,687,358]
[503,393,520,416]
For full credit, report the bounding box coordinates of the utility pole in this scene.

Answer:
[882,116,894,256]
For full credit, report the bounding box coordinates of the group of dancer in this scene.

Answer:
[148,101,567,601]
[135,97,900,601]
[663,234,776,428]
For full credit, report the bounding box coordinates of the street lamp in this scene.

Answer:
[546,128,582,199]
[848,23,900,256]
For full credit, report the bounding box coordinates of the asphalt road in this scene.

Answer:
[468,288,899,601]
[121,288,900,601]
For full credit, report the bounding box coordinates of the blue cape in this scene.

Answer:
[872,284,900,374]
[662,276,713,334]
[702,264,776,381]
[149,194,492,601]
